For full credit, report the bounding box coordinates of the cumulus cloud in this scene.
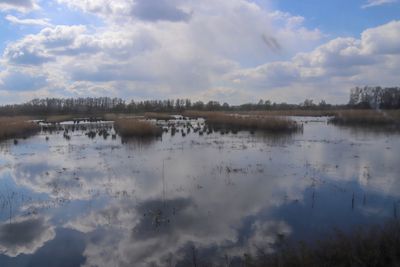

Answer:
[2,25,89,65]
[0,0,399,104]
[227,20,400,103]
[5,15,51,27]
[1,0,324,103]
[0,0,38,12]
[131,0,192,22]
[0,70,48,91]
[362,0,398,8]
[57,0,191,22]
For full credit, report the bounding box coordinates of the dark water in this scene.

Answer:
[0,117,399,266]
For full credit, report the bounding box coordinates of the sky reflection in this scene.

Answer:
[0,118,399,266]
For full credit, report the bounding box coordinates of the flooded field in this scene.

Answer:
[0,117,399,266]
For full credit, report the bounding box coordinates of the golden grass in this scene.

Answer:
[193,112,300,133]
[184,110,339,118]
[184,111,226,119]
[144,112,173,120]
[330,110,399,126]
[238,110,339,117]
[0,117,40,141]
[44,115,76,123]
[114,118,162,138]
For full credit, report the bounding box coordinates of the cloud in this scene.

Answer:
[362,0,398,8]
[0,0,38,12]
[0,216,55,257]
[227,20,400,103]
[0,70,48,91]
[57,0,191,22]
[2,25,88,65]
[131,0,192,22]
[361,21,400,54]
[0,0,399,104]
[5,15,52,27]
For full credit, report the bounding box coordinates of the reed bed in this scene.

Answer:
[114,118,162,138]
[144,112,173,120]
[43,115,76,123]
[239,110,339,117]
[201,112,300,133]
[329,110,399,126]
[0,117,40,141]
[248,221,400,267]
[183,111,220,119]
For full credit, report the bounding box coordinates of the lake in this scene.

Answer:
[0,117,399,266]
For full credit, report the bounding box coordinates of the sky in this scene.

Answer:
[0,0,399,105]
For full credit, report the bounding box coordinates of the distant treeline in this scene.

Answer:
[0,87,398,116]
[349,86,400,109]
[0,98,341,116]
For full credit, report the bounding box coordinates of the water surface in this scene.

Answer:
[0,117,399,266]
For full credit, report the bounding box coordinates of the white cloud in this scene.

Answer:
[0,69,48,91]
[5,15,51,27]
[362,0,397,8]
[57,0,192,22]
[0,0,39,12]
[0,0,323,103]
[0,0,399,104]
[227,20,400,103]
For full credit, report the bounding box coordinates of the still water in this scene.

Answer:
[0,117,399,266]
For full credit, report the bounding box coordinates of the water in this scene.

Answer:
[0,117,399,266]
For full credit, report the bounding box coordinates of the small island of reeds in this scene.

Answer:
[329,110,400,127]
[0,117,40,142]
[114,118,163,138]
[185,111,301,133]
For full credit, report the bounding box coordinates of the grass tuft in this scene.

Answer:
[248,221,400,267]
[185,112,300,133]
[114,118,163,138]
[144,112,173,121]
[329,110,399,126]
[0,117,40,141]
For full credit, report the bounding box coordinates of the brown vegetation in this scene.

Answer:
[44,115,76,123]
[114,118,162,138]
[188,112,300,133]
[239,110,340,117]
[144,112,173,120]
[329,110,400,126]
[183,110,221,119]
[0,117,40,141]
[184,110,340,118]
[246,221,400,267]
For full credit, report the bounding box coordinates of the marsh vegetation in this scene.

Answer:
[245,221,400,267]
[206,113,301,133]
[330,110,400,127]
[0,102,400,266]
[0,117,40,142]
[114,118,163,138]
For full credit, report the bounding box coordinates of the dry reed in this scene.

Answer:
[0,117,40,141]
[114,118,162,138]
[329,110,399,126]
[192,112,300,133]
[239,110,339,117]
[144,112,173,120]
[249,221,400,267]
